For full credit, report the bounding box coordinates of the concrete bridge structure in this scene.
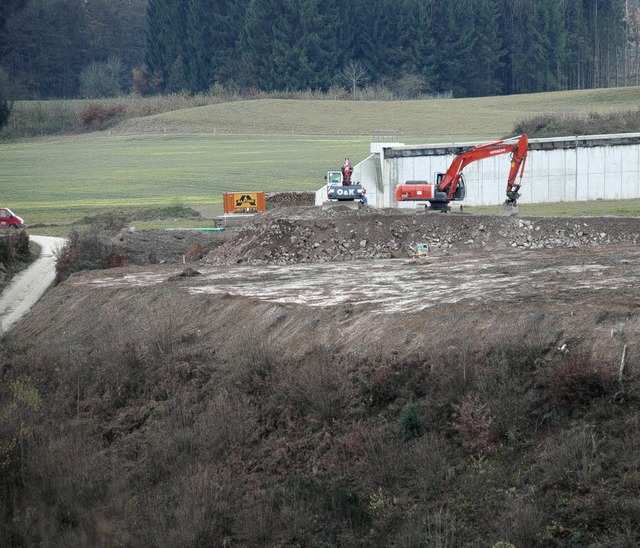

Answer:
[316,133,640,209]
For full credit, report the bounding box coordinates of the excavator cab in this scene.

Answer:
[435,173,466,201]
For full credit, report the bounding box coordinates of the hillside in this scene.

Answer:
[113,87,640,141]
[2,207,640,546]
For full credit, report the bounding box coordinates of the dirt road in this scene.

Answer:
[0,235,65,334]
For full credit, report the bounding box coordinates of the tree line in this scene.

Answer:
[0,0,639,102]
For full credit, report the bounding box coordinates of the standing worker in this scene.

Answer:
[342,158,352,185]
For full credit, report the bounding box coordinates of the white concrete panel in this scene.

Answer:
[588,173,606,200]
[621,171,639,199]
[604,145,623,174]
[548,175,567,202]
[604,147,623,199]
[587,147,607,174]
[546,150,569,202]
[576,148,590,201]
[324,135,640,208]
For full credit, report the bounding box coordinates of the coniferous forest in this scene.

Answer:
[1,0,640,99]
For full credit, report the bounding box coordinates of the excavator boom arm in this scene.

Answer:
[437,134,528,200]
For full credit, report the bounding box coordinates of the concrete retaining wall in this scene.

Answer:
[317,133,640,208]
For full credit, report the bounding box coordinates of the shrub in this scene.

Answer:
[364,428,409,488]
[0,67,12,131]
[546,353,616,407]
[406,432,457,497]
[392,505,457,548]
[538,423,603,489]
[54,229,126,283]
[270,348,352,422]
[0,231,30,272]
[80,103,126,131]
[400,402,423,439]
[0,94,10,131]
[514,109,640,138]
[0,234,15,266]
[451,392,496,455]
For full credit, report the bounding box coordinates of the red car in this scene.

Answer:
[0,207,25,229]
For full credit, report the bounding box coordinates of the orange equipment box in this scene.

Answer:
[223,192,266,214]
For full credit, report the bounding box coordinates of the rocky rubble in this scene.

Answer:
[265,191,315,208]
[206,206,640,265]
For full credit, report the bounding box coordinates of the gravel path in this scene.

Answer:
[0,235,65,334]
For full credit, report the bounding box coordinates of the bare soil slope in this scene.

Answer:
[14,206,640,364]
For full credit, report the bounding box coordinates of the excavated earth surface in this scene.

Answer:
[9,205,640,368]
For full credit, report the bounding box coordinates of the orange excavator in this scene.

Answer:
[395,134,528,214]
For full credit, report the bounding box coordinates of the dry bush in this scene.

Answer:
[476,355,540,444]
[406,432,457,498]
[363,427,410,488]
[393,506,457,548]
[54,229,125,283]
[264,478,370,546]
[428,343,478,403]
[272,481,318,545]
[513,109,640,138]
[0,230,30,269]
[194,388,258,459]
[12,427,115,546]
[237,478,370,546]
[546,353,616,407]
[451,391,497,455]
[365,361,401,407]
[362,351,431,409]
[128,465,239,546]
[80,103,126,130]
[485,314,561,370]
[538,423,603,488]
[493,496,545,548]
[269,347,353,422]
[228,329,279,390]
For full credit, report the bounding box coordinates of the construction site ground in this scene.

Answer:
[11,205,640,367]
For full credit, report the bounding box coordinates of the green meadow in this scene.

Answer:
[2,133,372,225]
[2,86,640,232]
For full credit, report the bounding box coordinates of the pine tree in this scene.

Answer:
[183,0,245,92]
[465,0,504,97]
[145,0,188,92]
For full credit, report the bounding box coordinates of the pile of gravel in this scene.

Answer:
[206,208,640,265]
[266,192,315,208]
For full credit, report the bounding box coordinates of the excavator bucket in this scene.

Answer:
[498,200,519,217]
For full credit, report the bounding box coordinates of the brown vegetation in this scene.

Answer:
[514,109,640,137]
[80,103,126,131]
[2,210,640,546]
[0,230,31,291]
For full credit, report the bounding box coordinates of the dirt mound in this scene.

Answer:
[266,191,315,208]
[206,207,640,265]
[108,227,234,265]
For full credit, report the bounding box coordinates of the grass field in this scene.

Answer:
[2,86,640,232]
[2,134,371,222]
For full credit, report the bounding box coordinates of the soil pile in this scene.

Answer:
[206,206,640,265]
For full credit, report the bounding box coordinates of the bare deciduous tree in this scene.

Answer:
[339,60,368,99]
